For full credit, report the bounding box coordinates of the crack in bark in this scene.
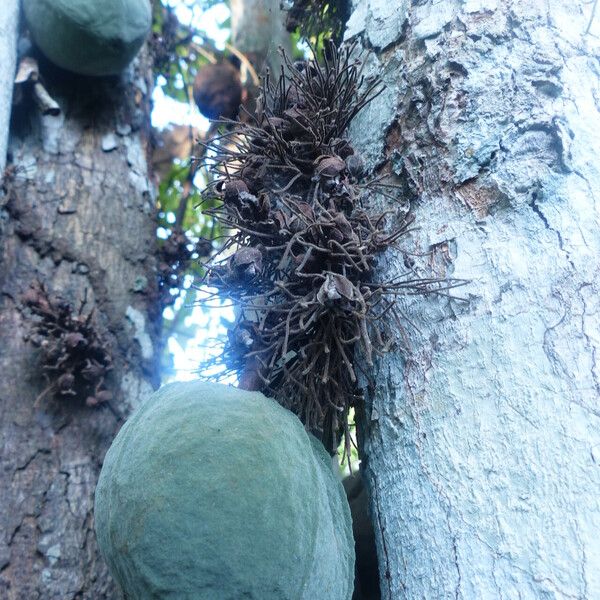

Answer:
[578,282,600,398]
[13,448,50,475]
[450,529,462,600]
[371,476,393,600]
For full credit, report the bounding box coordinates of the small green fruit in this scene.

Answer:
[94,381,354,599]
[23,0,152,76]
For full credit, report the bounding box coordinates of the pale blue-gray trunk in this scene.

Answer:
[0,0,19,172]
[347,1,600,597]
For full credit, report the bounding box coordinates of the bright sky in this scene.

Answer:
[153,0,234,382]
[164,289,234,382]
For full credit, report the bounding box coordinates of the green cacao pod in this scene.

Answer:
[94,381,354,599]
[23,0,152,76]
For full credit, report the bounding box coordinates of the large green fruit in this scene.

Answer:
[23,0,152,76]
[94,381,354,599]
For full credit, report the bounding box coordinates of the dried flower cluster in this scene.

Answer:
[158,229,194,306]
[23,283,113,407]
[198,43,460,452]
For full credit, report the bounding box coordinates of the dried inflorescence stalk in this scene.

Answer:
[196,42,462,452]
[23,282,113,407]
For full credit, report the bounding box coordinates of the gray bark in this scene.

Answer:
[0,49,159,599]
[0,1,19,172]
[347,1,600,598]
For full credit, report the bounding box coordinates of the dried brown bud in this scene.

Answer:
[158,262,171,275]
[228,324,254,351]
[263,116,287,132]
[332,213,356,242]
[81,359,104,381]
[22,287,41,306]
[22,285,52,313]
[317,274,356,305]
[57,372,76,395]
[223,179,248,203]
[85,396,98,407]
[281,107,308,135]
[240,155,267,193]
[64,332,86,349]
[315,156,346,178]
[285,82,306,108]
[196,238,213,256]
[95,390,113,403]
[345,154,365,179]
[230,247,263,279]
[332,138,355,159]
[162,231,189,258]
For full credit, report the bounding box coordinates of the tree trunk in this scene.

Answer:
[0,0,19,172]
[230,0,291,76]
[347,1,600,598]
[0,40,159,600]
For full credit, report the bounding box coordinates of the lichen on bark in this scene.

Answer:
[346,1,600,598]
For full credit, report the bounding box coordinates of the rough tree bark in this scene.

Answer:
[346,1,600,598]
[0,27,159,600]
[0,0,19,172]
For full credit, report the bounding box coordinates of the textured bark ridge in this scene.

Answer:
[0,0,19,171]
[0,51,159,598]
[346,1,600,598]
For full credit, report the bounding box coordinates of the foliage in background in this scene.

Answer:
[283,0,352,48]
[151,1,230,376]
[150,0,301,379]
[152,0,229,104]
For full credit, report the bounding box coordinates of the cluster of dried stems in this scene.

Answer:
[158,228,195,306]
[196,42,464,453]
[23,282,113,408]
